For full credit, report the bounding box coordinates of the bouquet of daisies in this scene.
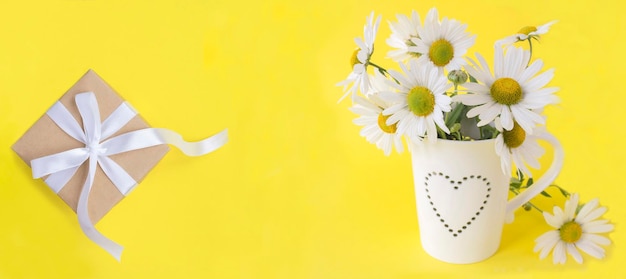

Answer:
[338,8,614,265]
[338,8,558,178]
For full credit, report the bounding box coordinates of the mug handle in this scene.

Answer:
[505,132,564,219]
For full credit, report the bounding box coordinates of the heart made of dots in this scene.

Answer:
[424,171,492,237]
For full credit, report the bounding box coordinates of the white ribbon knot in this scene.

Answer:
[30,92,228,261]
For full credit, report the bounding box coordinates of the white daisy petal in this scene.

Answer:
[499,107,513,130]
[534,20,558,35]
[567,243,583,264]
[461,82,491,96]
[386,11,422,62]
[468,102,497,122]
[543,210,563,229]
[575,198,600,223]
[518,59,544,84]
[535,230,558,249]
[353,117,375,126]
[576,239,606,259]
[353,95,381,111]
[578,206,608,224]
[581,233,611,246]
[553,241,566,264]
[476,53,494,83]
[386,108,409,124]
[537,232,559,260]
[495,35,519,46]
[583,222,614,234]
[564,193,579,219]
[389,70,413,90]
[524,68,555,92]
[383,103,406,116]
[378,92,407,104]
[349,106,375,116]
[512,152,532,177]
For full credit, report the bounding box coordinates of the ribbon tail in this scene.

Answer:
[154,128,229,156]
[77,155,124,261]
[102,128,228,157]
[99,156,137,195]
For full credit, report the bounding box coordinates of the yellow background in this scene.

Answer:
[1,0,624,278]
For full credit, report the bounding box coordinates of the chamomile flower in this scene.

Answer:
[534,193,614,264]
[455,46,559,133]
[350,92,404,156]
[494,119,545,176]
[337,12,381,102]
[379,60,451,142]
[386,11,422,62]
[496,20,558,46]
[408,8,476,72]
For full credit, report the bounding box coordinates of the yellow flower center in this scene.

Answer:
[491,77,522,105]
[350,49,361,67]
[377,113,398,134]
[428,39,454,67]
[502,122,525,149]
[407,86,435,116]
[518,26,538,35]
[559,221,583,243]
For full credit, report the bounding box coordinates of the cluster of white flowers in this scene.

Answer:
[338,8,558,178]
[338,8,613,265]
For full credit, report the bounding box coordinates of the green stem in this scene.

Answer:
[527,38,533,67]
[436,126,447,139]
[368,61,388,75]
[369,61,399,84]
[527,202,544,213]
[510,189,543,213]
[451,83,459,97]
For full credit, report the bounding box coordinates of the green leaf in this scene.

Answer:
[516,169,524,181]
[445,103,466,128]
[540,190,552,198]
[527,177,534,187]
[554,185,570,197]
[575,203,584,215]
[479,125,498,139]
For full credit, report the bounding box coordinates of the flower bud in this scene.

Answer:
[523,203,532,211]
[448,70,468,85]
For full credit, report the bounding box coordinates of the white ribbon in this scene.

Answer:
[30,92,228,261]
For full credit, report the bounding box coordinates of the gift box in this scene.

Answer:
[13,70,169,223]
[12,70,228,260]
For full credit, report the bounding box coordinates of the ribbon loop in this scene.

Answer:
[46,101,87,144]
[30,92,228,261]
[101,102,137,140]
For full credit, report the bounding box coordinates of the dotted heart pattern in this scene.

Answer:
[424,171,492,237]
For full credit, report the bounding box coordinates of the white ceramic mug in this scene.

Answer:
[410,133,563,264]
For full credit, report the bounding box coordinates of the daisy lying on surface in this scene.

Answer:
[535,193,614,264]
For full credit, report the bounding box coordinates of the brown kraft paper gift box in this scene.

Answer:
[12,69,170,223]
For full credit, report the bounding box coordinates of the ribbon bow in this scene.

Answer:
[30,92,228,261]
